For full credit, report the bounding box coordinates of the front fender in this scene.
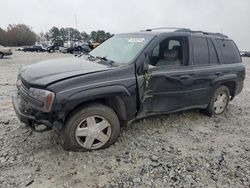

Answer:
[55,85,132,120]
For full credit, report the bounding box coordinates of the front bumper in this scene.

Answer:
[12,93,53,132]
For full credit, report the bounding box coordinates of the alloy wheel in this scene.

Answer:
[214,91,228,114]
[75,116,111,149]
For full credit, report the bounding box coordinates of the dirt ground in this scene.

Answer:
[0,51,250,188]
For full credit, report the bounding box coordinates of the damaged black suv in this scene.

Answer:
[13,28,245,151]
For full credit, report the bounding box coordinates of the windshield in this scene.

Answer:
[89,35,153,64]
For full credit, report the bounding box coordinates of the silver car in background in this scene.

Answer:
[0,45,13,59]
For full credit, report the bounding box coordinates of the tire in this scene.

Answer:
[62,103,120,151]
[203,85,230,116]
[0,53,3,59]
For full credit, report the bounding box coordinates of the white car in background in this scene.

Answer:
[0,45,12,59]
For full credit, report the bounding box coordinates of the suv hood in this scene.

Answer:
[20,57,111,86]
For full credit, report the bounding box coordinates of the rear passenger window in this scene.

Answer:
[216,39,241,63]
[208,39,219,64]
[192,37,209,65]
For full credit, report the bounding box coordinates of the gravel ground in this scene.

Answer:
[0,51,250,188]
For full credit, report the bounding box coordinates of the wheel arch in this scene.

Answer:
[220,81,236,99]
[63,96,127,125]
[59,85,131,125]
[212,74,237,100]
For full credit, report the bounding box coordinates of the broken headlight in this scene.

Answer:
[29,88,55,112]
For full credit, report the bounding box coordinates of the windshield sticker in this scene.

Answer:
[128,38,145,43]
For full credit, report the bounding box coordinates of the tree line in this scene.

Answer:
[0,24,112,47]
[41,27,112,44]
[0,24,37,46]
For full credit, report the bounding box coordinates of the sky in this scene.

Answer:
[0,0,250,50]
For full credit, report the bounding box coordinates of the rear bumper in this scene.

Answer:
[235,81,244,97]
[12,93,53,132]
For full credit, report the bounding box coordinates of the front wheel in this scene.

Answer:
[62,104,120,151]
[0,53,3,59]
[203,85,230,116]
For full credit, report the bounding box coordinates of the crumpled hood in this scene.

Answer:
[20,57,110,86]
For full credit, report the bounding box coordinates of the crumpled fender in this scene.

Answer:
[57,85,131,118]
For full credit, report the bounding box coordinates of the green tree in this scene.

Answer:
[81,31,89,42]
[60,28,67,41]
[6,24,37,46]
[64,27,81,40]
[0,28,8,46]
[89,30,113,43]
[105,32,112,40]
[48,27,61,41]
[89,31,97,42]
[96,30,106,43]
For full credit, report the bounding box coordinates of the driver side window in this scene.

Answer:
[149,37,186,67]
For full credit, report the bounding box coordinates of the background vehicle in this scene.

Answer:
[16,47,26,51]
[75,43,92,53]
[13,28,245,151]
[89,42,100,50]
[245,52,250,57]
[0,45,12,59]
[23,45,45,52]
[59,46,68,53]
[43,40,63,53]
[45,44,56,53]
[240,51,250,57]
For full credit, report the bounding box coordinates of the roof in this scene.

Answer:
[141,27,229,39]
[118,27,229,39]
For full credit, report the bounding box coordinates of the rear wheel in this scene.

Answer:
[0,53,3,59]
[62,103,120,151]
[203,86,230,116]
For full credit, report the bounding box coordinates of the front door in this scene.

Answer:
[140,37,195,114]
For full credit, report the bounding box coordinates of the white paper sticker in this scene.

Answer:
[128,38,145,43]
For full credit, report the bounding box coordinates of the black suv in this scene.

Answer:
[13,28,245,151]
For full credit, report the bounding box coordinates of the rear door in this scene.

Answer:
[191,37,221,106]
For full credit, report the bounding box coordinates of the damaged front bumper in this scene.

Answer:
[12,93,53,132]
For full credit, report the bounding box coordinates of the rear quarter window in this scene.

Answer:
[216,39,241,63]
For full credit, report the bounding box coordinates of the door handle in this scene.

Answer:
[180,75,191,79]
[215,72,222,76]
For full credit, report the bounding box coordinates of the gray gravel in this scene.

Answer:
[0,51,250,188]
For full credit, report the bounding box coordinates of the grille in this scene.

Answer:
[18,79,44,109]
[19,79,30,101]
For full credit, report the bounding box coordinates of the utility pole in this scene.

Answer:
[75,14,77,41]
[75,14,78,30]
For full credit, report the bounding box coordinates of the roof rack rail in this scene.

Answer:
[143,27,190,32]
[143,27,228,38]
[183,30,228,38]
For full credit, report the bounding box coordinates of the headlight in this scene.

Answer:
[29,88,55,112]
